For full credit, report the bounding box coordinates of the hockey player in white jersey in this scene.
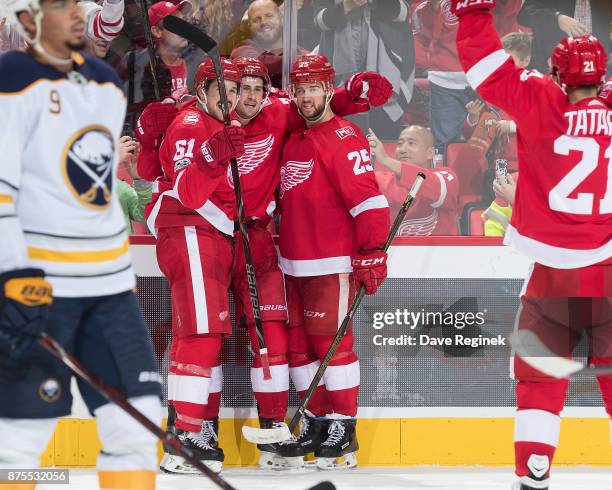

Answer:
[0,0,162,489]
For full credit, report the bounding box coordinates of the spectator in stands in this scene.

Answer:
[369,125,459,236]
[0,16,26,54]
[149,1,193,99]
[518,0,611,73]
[413,0,522,152]
[231,0,308,88]
[196,0,250,55]
[454,32,532,203]
[483,168,518,237]
[117,136,152,234]
[313,0,415,139]
[121,1,194,131]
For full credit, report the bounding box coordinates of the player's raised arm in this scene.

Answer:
[452,0,560,123]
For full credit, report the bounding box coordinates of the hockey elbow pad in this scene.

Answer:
[0,269,52,359]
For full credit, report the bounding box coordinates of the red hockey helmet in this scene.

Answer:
[195,57,242,87]
[234,57,271,86]
[550,35,607,88]
[289,55,335,87]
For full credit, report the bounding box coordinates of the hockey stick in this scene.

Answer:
[39,333,336,490]
[137,0,161,101]
[37,333,237,490]
[243,172,427,444]
[163,15,272,380]
[512,329,612,378]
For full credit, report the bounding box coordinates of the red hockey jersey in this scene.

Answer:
[233,89,370,219]
[456,11,612,268]
[376,163,459,236]
[414,0,522,88]
[279,116,390,276]
[147,100,235,236]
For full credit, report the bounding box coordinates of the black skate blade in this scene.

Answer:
[305,482,336,490]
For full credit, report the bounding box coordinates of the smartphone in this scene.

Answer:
[495,159,508,184]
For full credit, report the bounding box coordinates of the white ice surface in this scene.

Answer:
[35,467,612,490]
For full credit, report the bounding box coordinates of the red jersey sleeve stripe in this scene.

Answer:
[430,172,448,209]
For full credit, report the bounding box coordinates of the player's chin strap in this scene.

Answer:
[291,84,335,125]
[197,81,242,118]
[235,83,271,122]
[23,9,74,68]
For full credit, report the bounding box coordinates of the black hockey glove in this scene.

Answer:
[0,269,52,359]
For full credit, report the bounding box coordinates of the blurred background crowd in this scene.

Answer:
[2,0,611,237]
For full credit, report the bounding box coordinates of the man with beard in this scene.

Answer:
[136,56,392,471]
[147,58,246,475]
[229,56,392,470]
[0,0,162,488]
[231,0,308,88]
[278,55,390,470]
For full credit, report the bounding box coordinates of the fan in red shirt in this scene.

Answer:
[278,55,390,470]
[452,2,611,489]
[370,125,459,235]
[139,57,245,475]
[229,57,392,470]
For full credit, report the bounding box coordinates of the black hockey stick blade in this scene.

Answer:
[163,15,217,53]
[306,482,336,490]
[38,333,239,490]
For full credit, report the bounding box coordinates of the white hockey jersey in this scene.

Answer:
[0,51,135,297]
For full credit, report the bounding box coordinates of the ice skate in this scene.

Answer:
[511,482,548,490]
[257,418,304,471]
[315,416,358,470]
[160,418,224,474]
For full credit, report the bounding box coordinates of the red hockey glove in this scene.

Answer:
[450,0,496,17]
[345,72,393,107]
[599,81,612,107]
[352,250,387,295]
[135,101,177,150]
[198,125,245,171]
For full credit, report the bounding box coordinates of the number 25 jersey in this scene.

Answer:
[278,116,390,277]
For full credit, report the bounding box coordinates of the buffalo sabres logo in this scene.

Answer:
[226,134,275,188]
[279,159,314,198]
[62,126,114,209]
[39,378,61,403]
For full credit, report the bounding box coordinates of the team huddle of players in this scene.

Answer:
[134,53,393,473]
[0,0,610,488]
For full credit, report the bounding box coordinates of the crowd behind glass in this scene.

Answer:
[2,0,610,236]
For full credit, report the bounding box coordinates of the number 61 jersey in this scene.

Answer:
[278,116,390,277]
[0,51,134,296]
[456,12,612,269]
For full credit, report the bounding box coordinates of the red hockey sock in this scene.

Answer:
[172,334,223,432]
[248,322,289,421]
[310,333,359,416]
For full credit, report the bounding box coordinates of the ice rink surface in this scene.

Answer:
[35,467,612,489]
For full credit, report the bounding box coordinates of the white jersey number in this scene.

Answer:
[349,149,373,176]
[173,139,195,161]
[550,136,612,215]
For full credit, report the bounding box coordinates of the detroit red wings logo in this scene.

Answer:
[227,134,275,188]
[280,159,314,198]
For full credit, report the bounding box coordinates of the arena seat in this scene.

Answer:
[460,202,487,236]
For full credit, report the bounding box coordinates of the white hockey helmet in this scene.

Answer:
[2,0,42,42]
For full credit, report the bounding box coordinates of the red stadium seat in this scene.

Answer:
[460,202,487,235]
